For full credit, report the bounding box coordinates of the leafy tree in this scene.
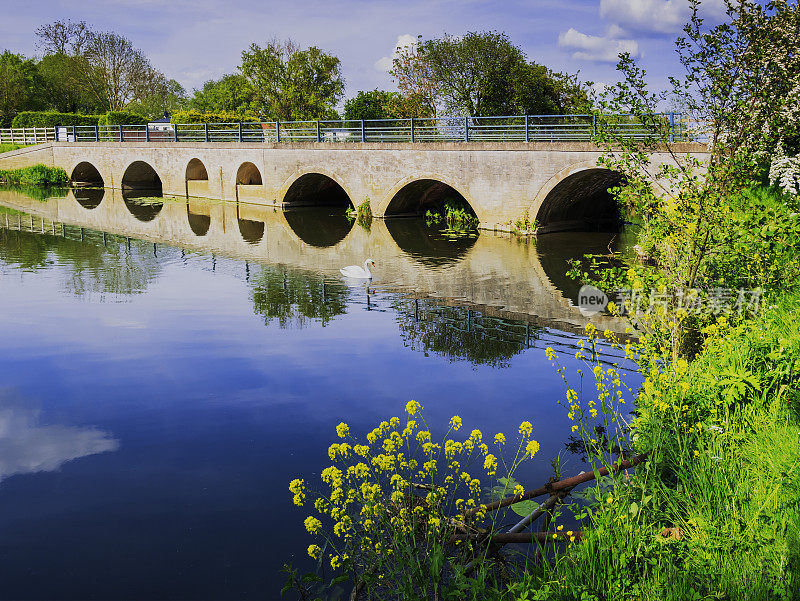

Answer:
[391,31,589,117]
[36,20,170,112]
[588,0,800,360]
[0,51,44,126]
[36,53,107,114]
[421,31,525,117]
[189,74,258,116]
[127,78,188,120]
[84,31,161,111]
[509,63,590,115]
[240,39,344,121]
[390,39,440,117]
[671,0,800,178]
[343,89,424,120]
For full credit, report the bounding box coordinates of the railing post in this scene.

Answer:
[276,121,280,143]
[361,120,365,142]
[95,125,99,142]
[592,114,597,138]
[118,124,123,142]
[145,125,150,142]
[669,112,675,143]
[175,124,179,142]
[71,126,76,142]
[464,116,469,142]
[410,118,415,142]
[316,120,321,142]
[525,115,529,142]
[54,125,60,142]
[238,122,243,143]
[204,122,210,143]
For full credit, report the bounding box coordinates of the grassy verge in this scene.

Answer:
[0,143,29,154]
[514,295,800,600]
[0,165,68,187]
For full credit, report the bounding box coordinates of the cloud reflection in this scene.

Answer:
[0,397,119,483]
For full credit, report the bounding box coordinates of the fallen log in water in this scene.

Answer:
[464,452,650,517]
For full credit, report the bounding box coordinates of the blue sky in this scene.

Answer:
[1,0,725,101]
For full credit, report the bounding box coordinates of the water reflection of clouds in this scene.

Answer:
[0,394,119,483]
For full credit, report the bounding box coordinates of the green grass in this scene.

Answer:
[0,143,28,154]
[510,294,800,600]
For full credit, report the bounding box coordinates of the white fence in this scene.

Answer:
[0,128,57,145]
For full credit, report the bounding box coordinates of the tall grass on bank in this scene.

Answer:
[0,165,68,187]
[515,296,800,600]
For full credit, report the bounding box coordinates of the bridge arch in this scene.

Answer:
[121,160,163,192]
[280,170,353,208]
[69,161,105,187]
[530,162,624,233]
[186,158,209,182]
[381,176,481,224]
[236,162,262,186]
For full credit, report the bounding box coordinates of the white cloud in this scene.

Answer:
[374,34,418,73]
[599,0,690,34]
[558,28,639,63]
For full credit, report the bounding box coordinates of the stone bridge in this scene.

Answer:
[0,141,707,233]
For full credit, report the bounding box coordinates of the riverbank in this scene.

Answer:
[513,292,800,600]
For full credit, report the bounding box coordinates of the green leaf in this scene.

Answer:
[510,498,541,517]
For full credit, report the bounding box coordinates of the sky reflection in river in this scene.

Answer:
[0,190,632,600]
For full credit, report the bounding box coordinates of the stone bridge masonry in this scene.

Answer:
[0,140,708,232]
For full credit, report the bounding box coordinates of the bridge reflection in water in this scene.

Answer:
[0,187,627,338]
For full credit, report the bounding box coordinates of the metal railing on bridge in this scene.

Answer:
[0,113,703,146]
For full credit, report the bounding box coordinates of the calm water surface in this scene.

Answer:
[0,188,628,600]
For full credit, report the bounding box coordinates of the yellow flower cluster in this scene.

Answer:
[289,406,542,574]
[405,400,422,415]
[289,478,305,507]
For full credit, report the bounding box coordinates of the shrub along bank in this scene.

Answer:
[0,165,68,186]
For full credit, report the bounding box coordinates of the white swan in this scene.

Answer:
[340,258,375,279]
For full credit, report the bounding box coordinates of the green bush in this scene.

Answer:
[0,164,68,186]
[11,112,100,128]
[171,110,260,124]
[98,111,147,126]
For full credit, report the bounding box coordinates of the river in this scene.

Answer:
[0,187,629,599]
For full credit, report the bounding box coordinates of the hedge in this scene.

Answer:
[98,111,148,126]
[11,112,101,128]
[171,110,261,124]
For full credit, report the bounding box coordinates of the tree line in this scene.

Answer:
[0,23,589,127]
